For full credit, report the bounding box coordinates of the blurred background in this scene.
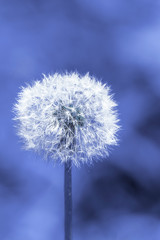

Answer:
[1,0,160,239]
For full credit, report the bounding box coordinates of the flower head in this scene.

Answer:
[14,73,119,166]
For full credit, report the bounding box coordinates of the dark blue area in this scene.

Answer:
[1,0,160,239]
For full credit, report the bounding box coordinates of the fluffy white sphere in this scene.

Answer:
[14,73,119,166]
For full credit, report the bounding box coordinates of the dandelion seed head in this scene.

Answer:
[13,72,119,166]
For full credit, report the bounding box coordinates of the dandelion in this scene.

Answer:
[14,72,119,165]
[13,72,119,240]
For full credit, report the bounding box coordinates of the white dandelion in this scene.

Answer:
[14,72,119,166]
[13,72,120,240]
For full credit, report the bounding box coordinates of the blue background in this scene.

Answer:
[1,0,160,239]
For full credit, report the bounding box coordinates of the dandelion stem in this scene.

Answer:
[64,160,72,240]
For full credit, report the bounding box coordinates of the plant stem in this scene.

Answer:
[64,160,72,240]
